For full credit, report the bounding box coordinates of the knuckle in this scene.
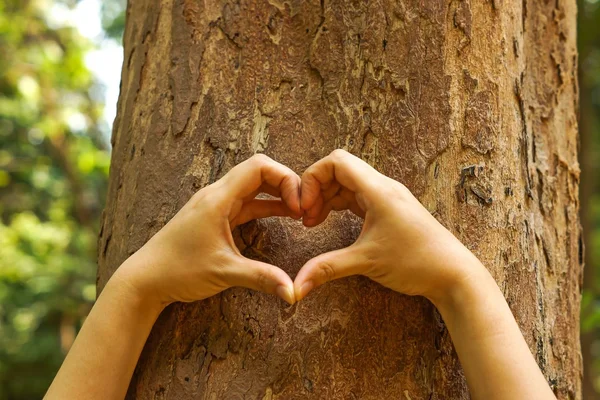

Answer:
[365,264,385,281]
[250,153,270,166]
[190,187,210,207]
[281,173,299,194]
[255,268,270,293]
[190,188,226,214]
[363,252,383,279]
[210,256,230,287]
[330,148,348,160]
[370,177,403,199]
[318,261,336,283]
[213,262,226,282]
[301,168,316,183]
[385,180,412,201]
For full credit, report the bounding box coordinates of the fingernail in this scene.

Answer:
[276,285,295,305]
[298,281,314,300]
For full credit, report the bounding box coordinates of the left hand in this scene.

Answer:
[292,149,480,305]
[115,154,301,307]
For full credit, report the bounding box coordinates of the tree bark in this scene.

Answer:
[98,0,582,398]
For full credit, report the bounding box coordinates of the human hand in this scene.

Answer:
[115,154,301,307]
[293,149,484,305]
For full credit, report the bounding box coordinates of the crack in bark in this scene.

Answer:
[307,0,326,99]
[514,77,534,199]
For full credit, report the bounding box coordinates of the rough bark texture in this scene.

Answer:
[98,0,582,398]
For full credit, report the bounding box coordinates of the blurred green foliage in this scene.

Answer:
[580,0,600,397]
[0,0,118,398]
[100,0,126,41]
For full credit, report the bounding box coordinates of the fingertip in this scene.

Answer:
[294,198,302,215]
[229,257,296,304]
[276,284,296,305]
[290,211,303,220]
[303,202,330,227]
[302,217,317,227]
[305,194,324,219]
[291,181,301,214]
[300,174,320,211]
[281,174,302,214]
[295,174,302,212]
[306,205,319,219]
[299,192,312,211]
[294,280,314,302]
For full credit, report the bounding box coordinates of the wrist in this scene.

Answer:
[426,252,497,316]
[107,257,168,316]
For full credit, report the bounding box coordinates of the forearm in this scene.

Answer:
[431,259,555,400]
[45,262,164,400]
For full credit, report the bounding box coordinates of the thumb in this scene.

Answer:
[226,256,296,305]
[294,244,369,302]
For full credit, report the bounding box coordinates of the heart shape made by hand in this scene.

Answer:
[127,149,466,310]
[222,149,463,307]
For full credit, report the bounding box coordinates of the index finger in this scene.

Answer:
[221,154,301,213]
[300,149,380,211]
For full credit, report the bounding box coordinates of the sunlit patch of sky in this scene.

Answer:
[47,0,123,142]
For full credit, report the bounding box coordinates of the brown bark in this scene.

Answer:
[98,0,582,398]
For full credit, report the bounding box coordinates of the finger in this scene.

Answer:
[222,154,301,213]
[302,201,332,227]
[330,191,365,218]
[321,181,341,202]
[244,182,291,202]
[303,191,364,227]
[305,192,324,219]
[293,243,371,301]
[226,256,296,304]
[231,199,301,227]
[338,187,366,217]
[301,149,380,211]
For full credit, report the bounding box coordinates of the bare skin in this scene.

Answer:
[45,151,555,400]
[45,155,301,400]
[294,149,556,400]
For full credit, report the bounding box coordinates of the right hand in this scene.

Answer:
[294,149,485,304]
[116,154,302,307]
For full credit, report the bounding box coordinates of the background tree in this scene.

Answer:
[0,0,112,398]
[578,0,600,397]
[99,0,583,398]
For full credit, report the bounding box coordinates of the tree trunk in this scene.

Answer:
[98,0,582,398]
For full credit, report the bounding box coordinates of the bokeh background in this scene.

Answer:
[0,0,598,399]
